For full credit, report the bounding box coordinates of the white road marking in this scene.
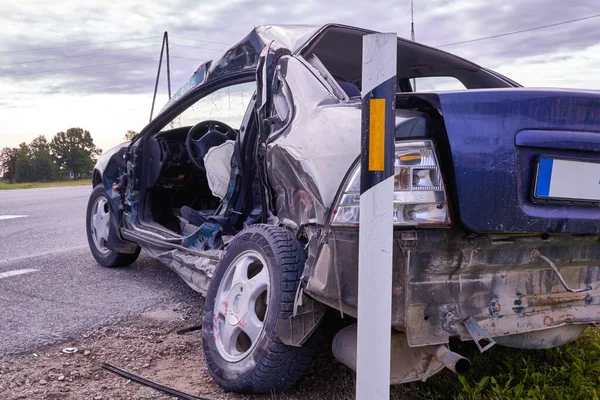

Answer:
[0,245,88,266]
[0,215,28,221]
[0,268,38,280]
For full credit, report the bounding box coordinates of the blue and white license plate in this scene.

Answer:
[535,157,600,202]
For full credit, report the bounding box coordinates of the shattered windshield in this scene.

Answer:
[162,81,255,131]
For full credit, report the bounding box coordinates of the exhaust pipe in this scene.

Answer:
[432,346,470,375]
[332,324,470,383]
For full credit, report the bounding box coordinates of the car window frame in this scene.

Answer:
[408,75,468,92]
[136,73,257,143]
[159,81,256,133]
[266,65,294,143]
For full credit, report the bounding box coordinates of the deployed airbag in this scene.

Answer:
[204,140,235,200]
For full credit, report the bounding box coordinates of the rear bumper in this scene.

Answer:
[305,228,600,347]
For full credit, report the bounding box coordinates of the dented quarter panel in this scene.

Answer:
[266,56,362,227]
[266,57,433,229]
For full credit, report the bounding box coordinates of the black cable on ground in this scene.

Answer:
[176,325,203,335]
[101,362,214,400]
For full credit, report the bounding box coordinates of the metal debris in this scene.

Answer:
[463,317,496,353]
[61,347,78,354]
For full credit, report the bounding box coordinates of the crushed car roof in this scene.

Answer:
[162,24,324,110]
[161,23,485,112]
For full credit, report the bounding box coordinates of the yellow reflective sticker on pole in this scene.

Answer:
[368,98,385,171]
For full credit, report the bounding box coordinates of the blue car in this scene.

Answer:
[86,24,600,394]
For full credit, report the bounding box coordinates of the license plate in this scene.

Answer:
[535,157,600,202]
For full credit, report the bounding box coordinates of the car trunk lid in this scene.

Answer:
[416,88,600,234]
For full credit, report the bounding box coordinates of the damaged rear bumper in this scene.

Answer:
[305,228,600,348]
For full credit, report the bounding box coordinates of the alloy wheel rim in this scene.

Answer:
[90,196,111,255]
[213,250,270,362]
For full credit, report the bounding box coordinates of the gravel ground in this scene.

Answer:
[0,295,353,400]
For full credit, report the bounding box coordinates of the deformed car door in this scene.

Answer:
[253,42,291,221]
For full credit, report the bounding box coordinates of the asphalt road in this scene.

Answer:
[0,185,198,356]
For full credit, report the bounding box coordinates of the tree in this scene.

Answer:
[50,128,101,179]
[29,135,56,182]
[14,142,34,182]
[0,147,19,183]
[124,130,138,141]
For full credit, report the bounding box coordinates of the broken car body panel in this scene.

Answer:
[92,23,600,382]
[306,228,600,348]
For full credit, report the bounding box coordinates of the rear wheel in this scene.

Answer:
[202,224,318,393]
[86,185,140,267]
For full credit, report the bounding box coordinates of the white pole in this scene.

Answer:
[356,33,397,400]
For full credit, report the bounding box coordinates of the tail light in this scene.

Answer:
[331,140,451,227]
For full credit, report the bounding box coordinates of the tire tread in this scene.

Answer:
[202,224,319,394]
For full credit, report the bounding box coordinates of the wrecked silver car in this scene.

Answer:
[86,24,600,393]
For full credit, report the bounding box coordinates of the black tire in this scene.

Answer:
[86,185,140,267]
[202,224,318,394]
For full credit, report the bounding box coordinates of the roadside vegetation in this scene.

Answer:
[0,179,92,190]
[299,317,600,400]
[0,127,100,187]
[382,327,600,400]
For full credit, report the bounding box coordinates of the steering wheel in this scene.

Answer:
[185,120,237,171]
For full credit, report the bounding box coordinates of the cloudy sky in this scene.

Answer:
[1,0,599,153]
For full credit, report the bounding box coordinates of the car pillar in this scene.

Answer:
[357,33,397,399]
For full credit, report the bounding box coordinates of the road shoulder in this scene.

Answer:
[0,300,348,400]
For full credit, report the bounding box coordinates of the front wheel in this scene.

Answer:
[86,185,140,267]
[202,224,318,394]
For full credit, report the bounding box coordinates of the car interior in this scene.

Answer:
[139,81,257,235]
[300,26,514,92]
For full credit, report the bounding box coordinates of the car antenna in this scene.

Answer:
[149,31,172,122]
[411,0,417,91]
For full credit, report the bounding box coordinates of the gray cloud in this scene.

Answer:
[418,0,600,67]
[1,0,598,98]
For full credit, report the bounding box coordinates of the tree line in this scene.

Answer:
[0,128,101,183]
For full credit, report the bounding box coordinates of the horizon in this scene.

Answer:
[2,1,599,153]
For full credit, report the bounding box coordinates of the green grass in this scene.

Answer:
[331,328,600,400]
[0,179,92,190]
[389,327,600,400]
